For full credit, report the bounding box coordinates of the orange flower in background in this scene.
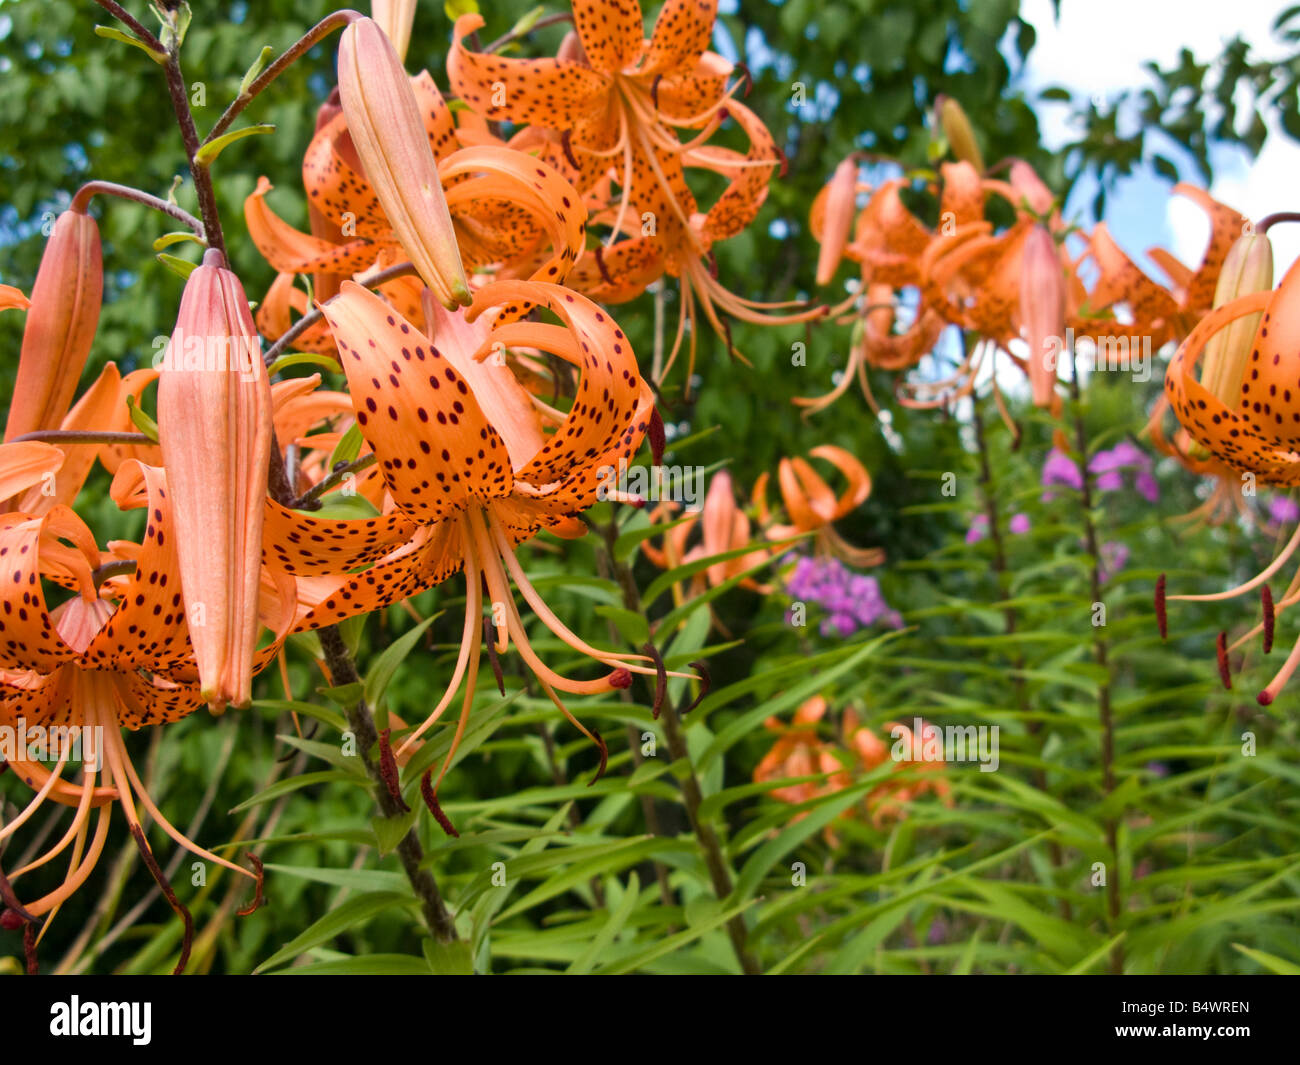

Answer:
[0,464,273,940]
[450,3,817,383]
[754,698,952,834]
[753,697,847,807]
[3,208,102,444]
[642,469,774,603]
[156,250,274,712]
[262,279,671,807]
[753,445,883,568]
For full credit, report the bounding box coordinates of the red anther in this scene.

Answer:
[484,617,505,695]
[774,145,789,178]
[650,74,663,111]
[734,62,753,97]
[1262,584,1275,654]
[0,760,8,774]
[1216,632,1232,690]
[378,728,410,812]
[608,667,633,689]
[593,245,614,286]
[236,853,267,917]
[1154,574,1167,641]
[561,129,579,170]
[0,909,23,931]
[648,406,666,466]
[685,659,712,714]
[23,924,36,976]
[626,496,647,510]
[420,770,460,838]
[1258,689,1274,706]
[129,824,193,976]
[641,642,667,720]
[590,729,608,784]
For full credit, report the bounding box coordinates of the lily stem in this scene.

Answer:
[317,625,458,943]
[1066,354,1124,975]
[970,387,1072,921]
[156,9,226,258]
[70,181,204,239]
[203,10,362,147]
[595,517,762,975]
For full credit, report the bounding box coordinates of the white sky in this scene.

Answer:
[1021,0,1300,277]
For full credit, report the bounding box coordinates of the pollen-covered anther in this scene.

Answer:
[420,770,460,838]
[608,667,633,689]
[1155,573,1168,641]
[1216,632,1232,690]
[378,728,409,812]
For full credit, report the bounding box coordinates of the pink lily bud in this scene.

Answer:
[338,16,470,309]
[1009,160,1054,216]
[157,249,273,712]
[815,156,859,286]
[4,209,102,442]
[936,95,984,173]
[1020,224,1066,409]
[371,0,416,65]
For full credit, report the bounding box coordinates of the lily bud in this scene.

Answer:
[157,249,273,712]
[1199,232,1274,407]
[936,95,984,173]
[370,0,416,65]
[4,209,102,442]
[338,17,470,309]
[815,156,859,286]
[1009,160,1054,216]
[1020,224,1066,409]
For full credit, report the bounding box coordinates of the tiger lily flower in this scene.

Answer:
[262,279,668,800]
[4,208,102,443]
[0,463,273,943]
[449,5,815,382]
[1162,253,1300,702]
[849,713,952,827]
[338,17,470,309]
[753,445,883,568]
[1078,184,1246,349]
[1020,224,1067,409]
[1145,231,1274,527]
[245,76,587,352]
[642,470,774,605]
[753,696,847,808]
[156,250,273,712]
[371,0,416,65]
[813,155,863,286]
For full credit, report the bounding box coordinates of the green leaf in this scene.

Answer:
[423,938,475,975]
[125,394,159,441]
[151,230,204,251]
[269,351,340,377]
[1232,943,1300,975]
[155,252,198,280]
[364,615,438,710]
[318,681,363,707]
[371,810,417,857]
[594,605,649,646]
[239,45,275,97]
[93,25,166,63]
[252,698,347,733]
[272,954,431,975]
[566,872,640,975]
[255,892,417,973]
[602,898,759,974]
[195,124,275,167]
[229,770,358,812]
[328,421,365,470]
